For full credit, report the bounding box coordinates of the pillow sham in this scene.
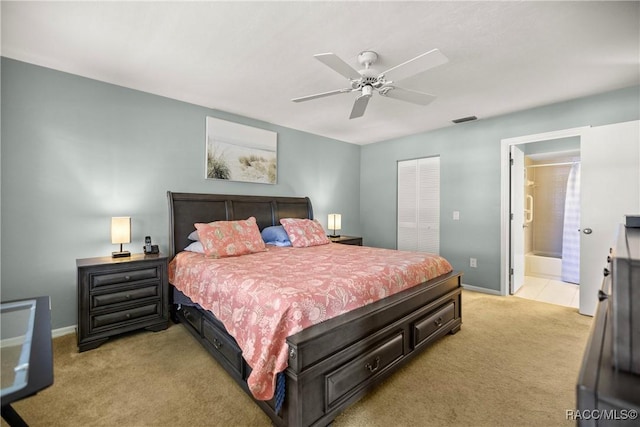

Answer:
[261,225,292,247]
[195,217,266,258]
[280,218,330,248]
[187,230,199,241]
[184,241,205,254]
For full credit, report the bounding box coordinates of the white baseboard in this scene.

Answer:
[53,325,76,338]
[1,325,75,348]
[461,283,503,296]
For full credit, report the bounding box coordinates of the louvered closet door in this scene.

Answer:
[397,157,440,254]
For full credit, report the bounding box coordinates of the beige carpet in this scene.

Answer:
[5,291,593,427]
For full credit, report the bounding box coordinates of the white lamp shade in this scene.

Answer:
[328,214,342,231]
[111,217,131,244]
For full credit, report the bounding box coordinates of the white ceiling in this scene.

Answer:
[2,1,638,145]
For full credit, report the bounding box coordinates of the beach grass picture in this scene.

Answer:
[206,117,277,184]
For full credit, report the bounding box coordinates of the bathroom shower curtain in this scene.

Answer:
[561,163,580,284]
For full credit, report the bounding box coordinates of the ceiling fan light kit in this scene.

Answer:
[292,49,448,119]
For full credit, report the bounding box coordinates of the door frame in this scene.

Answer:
[499,126,590,296]
[509,144,526,295]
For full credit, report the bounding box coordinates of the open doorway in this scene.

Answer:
[516,146,581,308]
[500,126,588,312]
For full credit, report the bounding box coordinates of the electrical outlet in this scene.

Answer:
[453,211,460,220]
[470,258,477,268]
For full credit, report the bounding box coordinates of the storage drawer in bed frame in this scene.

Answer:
[325,331,405,409]
[202,314,245,377]
[179,305,245,378]
[413,300,457,349]
[181,305,203,334]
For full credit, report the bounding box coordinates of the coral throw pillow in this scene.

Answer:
[195,217,266,258]
[280,218,330,248]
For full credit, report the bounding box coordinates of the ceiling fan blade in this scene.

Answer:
[380,86,437,105]
[314,53,362,80]
[381,49,448,83]
[349,94,371,119]
[291,88,351,103]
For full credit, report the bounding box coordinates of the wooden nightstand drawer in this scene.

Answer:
[90,266,160,289]
[77,253,169,352]
[91,284,160,309]
[92,302,161,329]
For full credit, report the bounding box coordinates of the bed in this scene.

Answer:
[167,191,462,427]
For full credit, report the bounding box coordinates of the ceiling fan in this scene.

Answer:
[292,49,448,119]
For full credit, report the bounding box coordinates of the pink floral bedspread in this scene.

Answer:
[168,243,452,400]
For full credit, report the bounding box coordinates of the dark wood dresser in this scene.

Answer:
[76,253,169,352]
[576,225,640,425]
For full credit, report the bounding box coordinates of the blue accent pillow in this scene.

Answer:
[261,225,291,247]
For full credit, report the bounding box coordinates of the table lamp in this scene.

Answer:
[111,217,131,258]
[328,213,341,238]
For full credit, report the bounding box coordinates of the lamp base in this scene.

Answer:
[329,234,341,238]
[112,250,131,258]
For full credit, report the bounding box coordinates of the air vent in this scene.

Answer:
[452,116,477,124]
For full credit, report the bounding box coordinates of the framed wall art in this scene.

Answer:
[205,117,277,184]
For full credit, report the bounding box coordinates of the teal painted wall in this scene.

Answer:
[360,86,640,291]
[1,58,361,329]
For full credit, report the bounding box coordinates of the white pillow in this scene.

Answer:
[184,241,204,253]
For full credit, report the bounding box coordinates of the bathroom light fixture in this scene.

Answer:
[111,217,131,258]
[328,214,342,238]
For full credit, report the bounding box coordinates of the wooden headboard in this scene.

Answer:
[167,192,313,258]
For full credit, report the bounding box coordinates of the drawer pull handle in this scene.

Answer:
[125,313,131,319]
[365,356,380,373]
[434,317,443,328]
[125,294,131,299]
[124,275,131,281]
[213,338,222,350]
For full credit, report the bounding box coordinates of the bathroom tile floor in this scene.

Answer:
[514,276,580,309]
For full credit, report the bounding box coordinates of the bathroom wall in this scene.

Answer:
[522,137,581,258]
[528,154,578,257]
[524,157,534,254]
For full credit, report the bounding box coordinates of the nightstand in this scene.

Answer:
[329,235,363,246]
[76,253,169,352]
